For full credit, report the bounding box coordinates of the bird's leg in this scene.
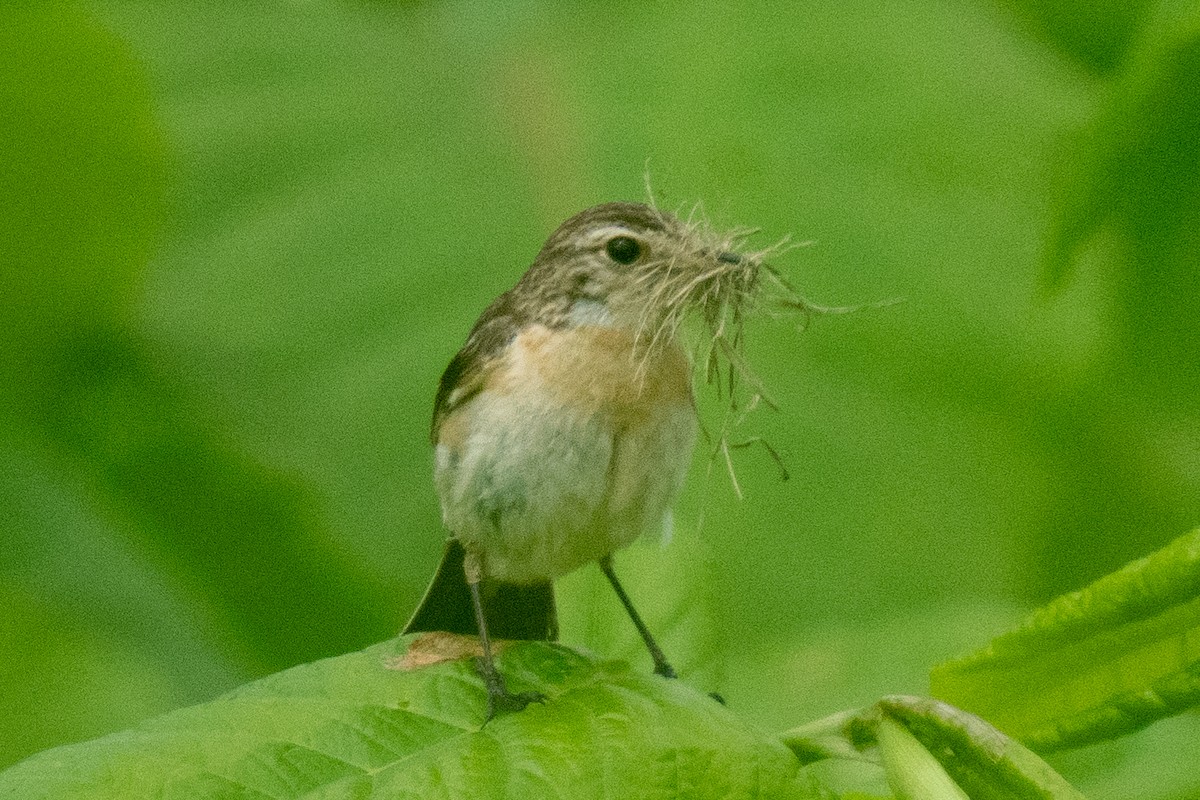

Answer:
[464,548,545,719]
[598,555,677,679]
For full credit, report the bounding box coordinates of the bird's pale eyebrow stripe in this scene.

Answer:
[583,225,643,246]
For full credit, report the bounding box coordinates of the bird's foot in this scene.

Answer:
[474,655,545,721]
[486,687,546,720]
[652,660,678,680]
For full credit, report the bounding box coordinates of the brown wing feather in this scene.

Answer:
[431,292,527,443]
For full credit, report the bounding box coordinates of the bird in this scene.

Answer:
[404,201,757,718]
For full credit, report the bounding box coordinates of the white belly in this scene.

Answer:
[435,389,695,583]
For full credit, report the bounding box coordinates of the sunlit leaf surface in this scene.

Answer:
[0,637,808,800]
[932,528,1200,751]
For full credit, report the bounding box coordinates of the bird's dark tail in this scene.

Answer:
[403,539,558,641]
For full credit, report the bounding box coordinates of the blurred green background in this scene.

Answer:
[2,1,1199,796]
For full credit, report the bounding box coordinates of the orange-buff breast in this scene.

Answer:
[487,325,693,427]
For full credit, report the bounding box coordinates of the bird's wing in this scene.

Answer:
[431,292,525,444]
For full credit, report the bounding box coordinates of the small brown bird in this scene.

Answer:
[405,202,761,717]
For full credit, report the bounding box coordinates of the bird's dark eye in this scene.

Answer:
[605,235,641,265]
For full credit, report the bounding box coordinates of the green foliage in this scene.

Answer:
[876,716,970,800]
[871,697,1085,800]
[0,633,1095,799]
[999,0,1154,74]
[933,527,1200,752]
[785,693,1090,799]
[1044,2,1200,309]
[3,0,1200,797]
[0,5,162,394]
[0,638,807,800]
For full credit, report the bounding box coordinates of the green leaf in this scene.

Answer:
[877,697,1085,800]
[1000,0,1154,74]
[0,3,397,703]
[876,716,968,800]
[26,335,399,676]
[782,696,1086,800]
[931,527,1200,751]
[0,636,810,800]
[0,4,164,398]
[1043,1,1200,290]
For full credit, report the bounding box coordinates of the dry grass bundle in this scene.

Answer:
[631,196,891,501]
